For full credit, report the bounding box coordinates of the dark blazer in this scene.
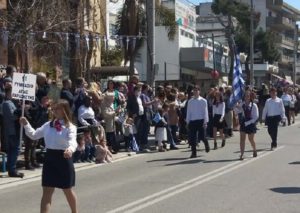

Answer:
[127,95,139,117]
[60,88,74,108]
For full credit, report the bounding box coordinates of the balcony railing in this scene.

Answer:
[280,54,293,64]
[278,35,295,47]
[266,16,295,30]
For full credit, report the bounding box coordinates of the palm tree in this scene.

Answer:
[116,0,177,75]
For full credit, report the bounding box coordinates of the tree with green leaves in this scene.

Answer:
[116,0,177,75]
[235,27,281,84]
[211,0,260,84]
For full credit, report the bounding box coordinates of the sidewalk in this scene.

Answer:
[0,151,136,187]
[0,132,157,188]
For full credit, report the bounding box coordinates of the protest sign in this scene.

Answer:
[12,73,37,101]
[12,73,37,144]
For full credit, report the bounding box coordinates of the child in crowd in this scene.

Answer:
[83,128,96,162]
[154,107,168,152]
[95,139,113,164]
[73,135,85,163]
[123,117,139,153]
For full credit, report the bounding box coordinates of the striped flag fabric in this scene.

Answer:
[229,52,245,107]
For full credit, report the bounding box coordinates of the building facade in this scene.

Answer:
[239,0,300,83]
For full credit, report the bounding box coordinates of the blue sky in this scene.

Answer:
[188,0,300,10]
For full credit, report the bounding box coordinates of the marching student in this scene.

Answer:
[212,91,226,150]
[238,91,258,160]
[281,87,291,126]
[186,85,210,158]
[262,88,286,150]
[20,99,78,213]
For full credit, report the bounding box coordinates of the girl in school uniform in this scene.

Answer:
[212,91,226,150]
[238,91,259,160]
[20,99,78,213]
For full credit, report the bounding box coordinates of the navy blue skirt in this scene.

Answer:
[42,149,75,189]
[240,122,257,134]
[213,114,225,129]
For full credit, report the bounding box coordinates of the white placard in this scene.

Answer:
[12,73,37,101]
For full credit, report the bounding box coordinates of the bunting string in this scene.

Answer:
[0,29,146,51]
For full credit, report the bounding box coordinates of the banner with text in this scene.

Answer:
[12,73,37,101]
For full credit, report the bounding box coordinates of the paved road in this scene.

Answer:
[1,122,300,213]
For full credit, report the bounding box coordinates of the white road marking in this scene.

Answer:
[107,146,285,213]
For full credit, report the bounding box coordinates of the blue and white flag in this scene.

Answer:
[131,136,139,152]
[152,112,162,124]
[229,52,245,107]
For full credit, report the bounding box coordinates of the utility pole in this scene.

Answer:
[212,33,216,72]
[250,0,254,88]
[164,62,167,81]
[146,0,155,86]
[293,24,298,88]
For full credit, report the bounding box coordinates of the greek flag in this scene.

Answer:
[229,52,245,107]
[131,136,139,152]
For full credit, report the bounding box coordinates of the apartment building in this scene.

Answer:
[195,2,231,44]
[239,0,300,81]
[134,0,198,83]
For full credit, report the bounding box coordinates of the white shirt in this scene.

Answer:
[78,105,98,126]
[281,93,291,106]
[24,121,77,152]
[262,97,285,120]
[243,102,259,126]
[186,96,209,124]
[137,96,144,116]
[212,102,225,120]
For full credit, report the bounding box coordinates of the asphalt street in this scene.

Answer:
[1,122,300,213]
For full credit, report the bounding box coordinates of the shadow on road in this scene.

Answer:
[147,157,191,163]
[270,187,300,194]
[203,159,238,163]
[233,149,267,154]
[288,161,300,165]
[165,159,204,166]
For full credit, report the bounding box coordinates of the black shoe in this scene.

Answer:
[253,151,257,158]
[170,146,179,150]
[32,162,41,168]
[25,165,35,171]
[271,143,274,151]
[190,154,197,158]
[9,172,24,178]
[204,143,210,153]
[221,139,226,148]
[214,142,218,150]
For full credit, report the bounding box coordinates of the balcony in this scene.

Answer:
[280,54,293,64]
[266,16,295,30]
[266,0,283,12]
[277,35,295,47]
